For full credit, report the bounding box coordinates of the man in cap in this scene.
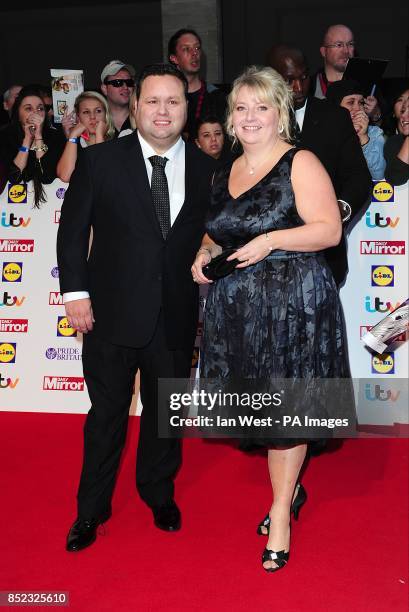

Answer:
[100,59,136,136]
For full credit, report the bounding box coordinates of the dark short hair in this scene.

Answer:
[168,28,202,61]
[136,63,188,99]
[195,115,224,138]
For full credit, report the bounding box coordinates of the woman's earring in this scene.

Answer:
[278,123,284,134]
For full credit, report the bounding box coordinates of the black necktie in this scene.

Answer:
[149,155,171,239]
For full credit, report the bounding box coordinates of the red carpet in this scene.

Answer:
[0,412,407,611]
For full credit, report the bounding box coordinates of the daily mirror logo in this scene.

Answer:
[360,241,405,255]
[0,239,34,253]
[0,319,28,333]
[49,292,63,306]
[43,376,85,391]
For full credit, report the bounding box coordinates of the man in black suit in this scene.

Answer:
[268,44,372,286]
[57,64,214,551]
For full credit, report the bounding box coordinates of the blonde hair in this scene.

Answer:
[225,65,294,144]
[74,90,115,140]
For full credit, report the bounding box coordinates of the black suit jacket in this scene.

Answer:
[301,97,372,285]
[57,133,214,349]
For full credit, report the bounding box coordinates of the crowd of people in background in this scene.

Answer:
[0,24,408,203]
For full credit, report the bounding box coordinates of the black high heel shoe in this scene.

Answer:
[257,483,307,535]
[262,548,290,573]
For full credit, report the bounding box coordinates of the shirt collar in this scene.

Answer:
[137,131,184,162]
[295,99,307,117]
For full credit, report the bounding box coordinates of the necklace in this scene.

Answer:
[245,139,280,175]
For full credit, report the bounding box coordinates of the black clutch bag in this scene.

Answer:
[203,248,239,280]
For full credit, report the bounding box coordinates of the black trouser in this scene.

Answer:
[77,314,192,521]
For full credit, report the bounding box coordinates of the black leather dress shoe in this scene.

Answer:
[66,518,99,552]
[152,501,181,531]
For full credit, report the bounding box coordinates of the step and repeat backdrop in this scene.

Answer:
[0,178,408,432]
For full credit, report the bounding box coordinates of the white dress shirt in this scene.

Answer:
[64,131,186,304]
[295,100,307,131]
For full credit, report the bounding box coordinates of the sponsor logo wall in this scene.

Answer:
[340,180,408,429]
[0,180,90,413]
[0,179,408,431]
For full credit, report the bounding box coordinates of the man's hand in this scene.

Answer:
[65,298,95,334]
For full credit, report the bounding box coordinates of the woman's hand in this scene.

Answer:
[27,111,44,140]
[68,120,86,139]
[95,119,107,142]
[351,110,369,145]
[62,110,82,138]
[191,250,213,284]
[227,234,273,268]
[22,121,35,142]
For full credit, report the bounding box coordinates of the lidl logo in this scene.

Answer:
[2,262,23,283]
[0,342,16,364]
[371,265,394,287]
[7,183,27,204]
[57,316,77,337]
[371,352,395,374]
[371,181,394,203]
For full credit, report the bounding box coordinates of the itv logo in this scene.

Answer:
[365,297,401,313]
[365,212,400,228]
[1,212,31,228]
[364,383,400,402]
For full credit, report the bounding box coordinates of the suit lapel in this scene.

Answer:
[119,134,163,238]
[302,98,320,140]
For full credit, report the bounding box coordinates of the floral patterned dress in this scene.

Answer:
[199,148,353,445]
